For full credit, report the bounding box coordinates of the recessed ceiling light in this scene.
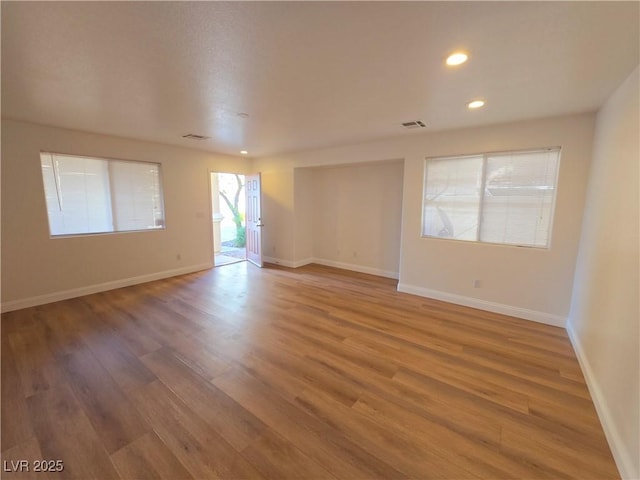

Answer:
[237,112,249,118]
[467,100,485,109]
[240,150,248,155]
[446,52,468,66]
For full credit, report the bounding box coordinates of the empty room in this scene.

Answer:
[1,2,638,479]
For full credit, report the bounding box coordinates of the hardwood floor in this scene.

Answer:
[1,262,619,479]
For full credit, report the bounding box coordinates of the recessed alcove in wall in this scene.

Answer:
[294,159,404,279]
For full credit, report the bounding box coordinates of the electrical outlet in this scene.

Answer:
[473,279,482,288]
[177,253,182,261]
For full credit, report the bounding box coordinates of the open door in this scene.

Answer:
[245,173,263,267]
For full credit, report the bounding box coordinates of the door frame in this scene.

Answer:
[208,170,249,267]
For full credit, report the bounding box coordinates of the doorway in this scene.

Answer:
[210,172,247,266]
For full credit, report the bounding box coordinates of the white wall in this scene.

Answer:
[254,113,595,326]
[1,120,250,311]
[398,116,594,326]
[308,161,403,277]
[567,66,639,480]
[293,168,314,262]
[260,169,296,264]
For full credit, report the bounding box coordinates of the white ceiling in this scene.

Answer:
[2,2,638,158]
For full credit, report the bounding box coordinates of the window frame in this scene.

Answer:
[421,147,561,249]
[40,151,167,238]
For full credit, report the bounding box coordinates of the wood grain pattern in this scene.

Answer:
[26,384,120,479]
[0,437,49,480]
[1,262,620,479]
[130,379,265,480]
[1,313,35,450]
[110,432,193,480]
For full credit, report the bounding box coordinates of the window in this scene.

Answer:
[40,152,165,236]
[422,148,560,248]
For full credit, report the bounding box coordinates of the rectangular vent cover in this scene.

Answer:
[182,134,210,140]
[401,120,426,129]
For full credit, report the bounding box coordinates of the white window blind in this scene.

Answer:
[40,152,165,236]
[422,148,560,248]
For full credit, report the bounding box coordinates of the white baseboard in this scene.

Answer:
[263,256,399,279]
[397,283,566,327]
[567,323,636,480]
[310,258,399,279]
[1,263,213,313]
[263,256,313,268]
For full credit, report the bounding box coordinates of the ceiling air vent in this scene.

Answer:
[401,120,427,129]
[182,133,210,140]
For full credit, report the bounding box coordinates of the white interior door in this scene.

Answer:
[245,173,263,267]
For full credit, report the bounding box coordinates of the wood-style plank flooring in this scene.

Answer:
[1,262,619,479]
